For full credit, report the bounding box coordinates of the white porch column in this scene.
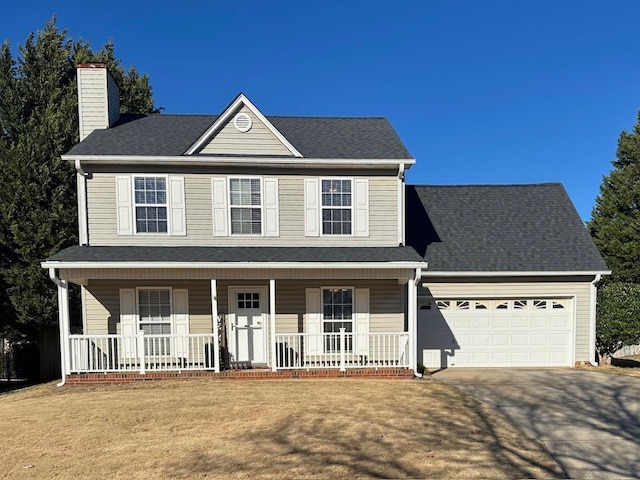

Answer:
[270,279,277,372]
[408,273,417,372]
[211,279,220,373]
[60,279,71,376]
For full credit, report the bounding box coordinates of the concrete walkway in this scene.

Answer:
[433,368,640,479]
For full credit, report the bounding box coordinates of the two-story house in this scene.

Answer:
[42,64,608,385]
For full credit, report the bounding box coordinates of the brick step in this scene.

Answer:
[65,368,415,385]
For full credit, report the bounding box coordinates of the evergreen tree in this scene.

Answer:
[589,110,640,283]
[0,17,155,341]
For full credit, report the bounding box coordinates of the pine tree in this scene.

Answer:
[589,110,640,283]
[0,17,155,340]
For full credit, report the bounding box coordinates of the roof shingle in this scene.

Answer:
[406,183,609,273]
[45,246,424,264]
[65,114,413,159]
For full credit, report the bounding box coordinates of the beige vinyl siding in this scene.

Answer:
[83,279,404,336]
[420,278,593,362]
[199,106,293,156]
[86,173,398,246]
[78,68,107,141]
[84,280,213,335]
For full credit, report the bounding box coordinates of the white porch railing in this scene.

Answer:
[274,330,410,370]
[68,331,410,374]
[68,333,217,374]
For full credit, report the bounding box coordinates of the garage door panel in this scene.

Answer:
[418,297,573,368]
[473,334,491,347]
[492,316,509,328]
[511,334,528,346]
[512,317,529,328]
[493,334,509,346]
[473,317,490,328]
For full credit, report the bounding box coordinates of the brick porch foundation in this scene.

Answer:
[65,368,415,385]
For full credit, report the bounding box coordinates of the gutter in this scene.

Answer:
[48,268,67,387]
[413,267,423,378]
[422,270,612,278]
[74,160,89,245]
[589,274,602,366]
[60,154,416,168]
[41,260,429,270]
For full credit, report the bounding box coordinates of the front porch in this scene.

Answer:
[42,250,424,383]
[67,329,411,374]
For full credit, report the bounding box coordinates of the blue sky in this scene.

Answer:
[3,1,640,220]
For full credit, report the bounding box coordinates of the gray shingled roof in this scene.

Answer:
[65,114,413,159]
[406,183,608,273]
[45,246,424,264]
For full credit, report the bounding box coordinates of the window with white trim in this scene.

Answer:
[138,288,171,354]
[134,176,168,233]
[321,179,352,235]
[230,178,262,235]
[322,288,353,352]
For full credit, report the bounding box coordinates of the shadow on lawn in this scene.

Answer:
[165,387,563,479]
[612,357,640,368]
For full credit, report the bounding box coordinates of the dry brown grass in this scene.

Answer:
[0,379,562,479]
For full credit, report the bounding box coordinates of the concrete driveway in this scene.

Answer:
[433,368,640,479]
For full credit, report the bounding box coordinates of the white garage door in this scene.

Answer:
[418,298,573,368]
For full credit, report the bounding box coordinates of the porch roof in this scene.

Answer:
[42,245,425,269]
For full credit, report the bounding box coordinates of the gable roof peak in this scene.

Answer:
[184,92,303,157]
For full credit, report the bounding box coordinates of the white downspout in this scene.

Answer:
[397,164,405,246]
[589,274,602,366]
[49,268,68,387]
[412,267,422,377]
[75,159,89,246]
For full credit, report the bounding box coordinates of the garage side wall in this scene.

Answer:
[420,277,594,362]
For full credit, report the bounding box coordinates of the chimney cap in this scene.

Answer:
[76,63,108,69]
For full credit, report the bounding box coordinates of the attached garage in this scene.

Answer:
[418,297,573,368]
[406,184,610,368]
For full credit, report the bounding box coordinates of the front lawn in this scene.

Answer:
[0,379,562,479]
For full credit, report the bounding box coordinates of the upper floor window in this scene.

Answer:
[230,178,262,235]
[134,176,168,233]
[321,179,352,235]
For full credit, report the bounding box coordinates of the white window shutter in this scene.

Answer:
[119,288,137,358]
[263,178,279,237]
[115,176,133,235]
[211,177,228,236]
[304,178,320,236]
[168,176,186,236]
[355,288,370,356]
[354,179,369,237]
[172,289,189,358]
[305,288,322,355]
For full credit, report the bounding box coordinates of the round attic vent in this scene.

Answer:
[233,113,252,133]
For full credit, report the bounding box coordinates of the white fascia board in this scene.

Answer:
[41,261,428,270]
[60,155,416,168]
[422,270,611,278]
[184,93,303,157]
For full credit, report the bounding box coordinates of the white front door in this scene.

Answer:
[228,287,267,365]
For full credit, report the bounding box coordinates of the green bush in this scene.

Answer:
[596,282,640,364]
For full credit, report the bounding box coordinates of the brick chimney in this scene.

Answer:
[76,63,120,141]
